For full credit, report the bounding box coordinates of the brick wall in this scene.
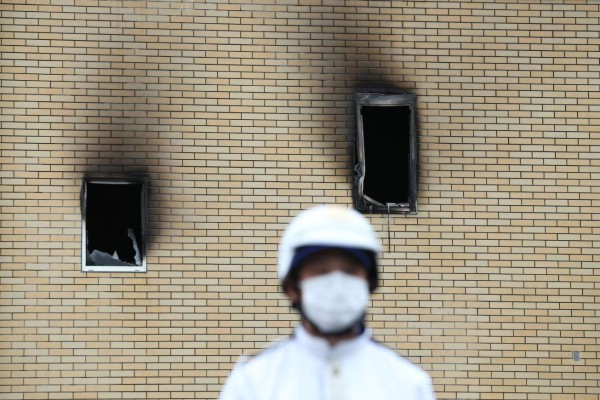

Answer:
[1,0,599,399]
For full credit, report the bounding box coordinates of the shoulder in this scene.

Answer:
[365,339,432,382]
[362,339,435,398]
[233,336,295,373]
[222,336,296,397]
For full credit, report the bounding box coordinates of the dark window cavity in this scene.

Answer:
[354,92,417,214]
[82,178,147,272]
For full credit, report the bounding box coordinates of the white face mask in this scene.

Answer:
[300,271,370,334]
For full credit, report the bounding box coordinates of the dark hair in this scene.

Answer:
[282,247,379,293]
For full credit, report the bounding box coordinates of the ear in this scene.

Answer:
[283,278,301,304]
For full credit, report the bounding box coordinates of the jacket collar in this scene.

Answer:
[294,323,371,361]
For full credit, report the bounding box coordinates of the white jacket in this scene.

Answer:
[219,325,436,400]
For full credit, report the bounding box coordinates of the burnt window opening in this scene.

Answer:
[82,178,147,272]
[354,92,417,214]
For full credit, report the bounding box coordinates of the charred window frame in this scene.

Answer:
[353,92,417,214]
[81,177,148,272]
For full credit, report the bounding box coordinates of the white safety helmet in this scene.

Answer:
[278,205,382,291]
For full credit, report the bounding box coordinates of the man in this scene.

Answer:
[219,205,436,400]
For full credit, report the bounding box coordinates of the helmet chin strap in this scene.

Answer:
[292,301,366,338]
